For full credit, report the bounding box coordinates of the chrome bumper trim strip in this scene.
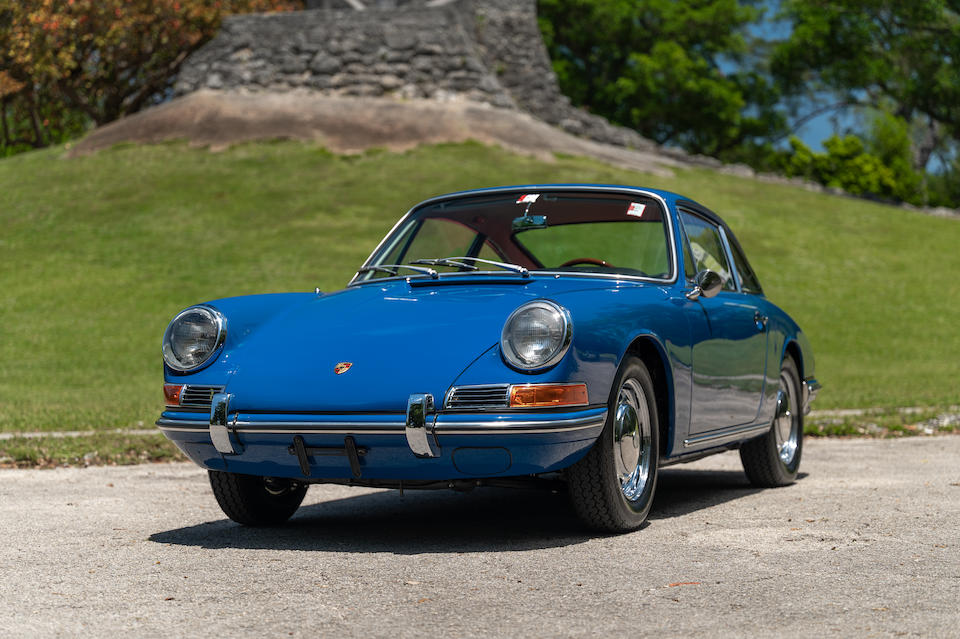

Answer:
[157,411,607,437]
[435,414,605,435]
[157,419,208,429]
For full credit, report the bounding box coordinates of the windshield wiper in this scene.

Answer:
[412,257,530,278]
[409,258,479,271]
[357,264,439,279]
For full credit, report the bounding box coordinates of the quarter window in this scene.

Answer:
[728,237,763,294]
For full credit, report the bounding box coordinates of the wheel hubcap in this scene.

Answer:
[612,378,652,503]
[774,372,799,464]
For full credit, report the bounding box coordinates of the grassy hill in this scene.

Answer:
[1,140,959,441]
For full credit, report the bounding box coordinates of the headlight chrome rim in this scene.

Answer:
[162,305,227,373]
[500,299,573,371]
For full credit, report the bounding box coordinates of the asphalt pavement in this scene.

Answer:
[1,436,958,638]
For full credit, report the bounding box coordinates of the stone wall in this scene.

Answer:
[174,0,656,150]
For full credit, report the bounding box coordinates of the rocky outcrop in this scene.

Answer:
[174,0,657,151]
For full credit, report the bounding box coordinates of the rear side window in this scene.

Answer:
[728,237,763,294]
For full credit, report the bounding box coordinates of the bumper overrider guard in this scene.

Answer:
[156,391,607,479]
[802,378,821,415]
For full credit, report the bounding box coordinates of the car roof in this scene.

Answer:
[412,183,740,256]
[415,183,710,216]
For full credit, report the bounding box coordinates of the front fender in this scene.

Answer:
[163,292,317,382]
[450,284,692,454]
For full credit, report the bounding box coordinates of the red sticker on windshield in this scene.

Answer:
[516,194,540,205]
[626,202,646,218]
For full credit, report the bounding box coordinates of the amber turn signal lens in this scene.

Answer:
[163,384,184,406]
[509,383,588,408]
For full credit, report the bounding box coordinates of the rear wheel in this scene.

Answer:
[567,357,660,532]
[209,471,308,526]
[740,356,803,487]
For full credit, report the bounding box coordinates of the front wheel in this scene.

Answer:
[209,471,308,526]
[567,357,660,533]
[740,356,803,487]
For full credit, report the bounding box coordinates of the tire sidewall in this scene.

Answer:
[780,357,803,476]
[598,357,660,526]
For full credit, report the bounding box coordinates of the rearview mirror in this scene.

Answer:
[686,270,723,301]
[512,215,548,231]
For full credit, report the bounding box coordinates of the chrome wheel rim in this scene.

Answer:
[774,370,800,465]
[612,378,652,503]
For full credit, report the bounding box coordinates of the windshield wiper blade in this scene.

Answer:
[357,264,439,279]
[410,258,480,271]
[414,256,530,278]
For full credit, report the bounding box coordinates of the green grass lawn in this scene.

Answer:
[1,140,958,436]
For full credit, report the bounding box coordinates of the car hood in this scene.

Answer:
[222,278,594,413]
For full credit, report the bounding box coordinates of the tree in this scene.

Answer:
[0,0,301,152]
[537,0,786,156]
[772,0,960,172]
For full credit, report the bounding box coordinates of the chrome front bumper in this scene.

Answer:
[156,410,607,445]
[157,401,606,481]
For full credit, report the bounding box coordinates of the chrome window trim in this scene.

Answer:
[348,185,679,287]
[161,305,228,373]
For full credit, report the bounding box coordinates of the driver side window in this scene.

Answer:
[678,210,736,291]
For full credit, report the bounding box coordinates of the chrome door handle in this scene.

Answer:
[754,311,768,331]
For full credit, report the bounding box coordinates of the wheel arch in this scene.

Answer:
[783,338,804,379]
[623,335,674,459]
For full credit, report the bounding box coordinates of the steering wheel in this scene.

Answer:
[559,257,612,268]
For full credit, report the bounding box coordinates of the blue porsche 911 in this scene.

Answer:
[157,184,819,532]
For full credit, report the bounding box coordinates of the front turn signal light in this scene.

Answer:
[164,384,184,407]
[509,383,588,408]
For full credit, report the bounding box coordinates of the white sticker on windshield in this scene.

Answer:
[516,194,540,205]
[626,202,646,218]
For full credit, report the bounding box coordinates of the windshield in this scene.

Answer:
[356,190,674,281]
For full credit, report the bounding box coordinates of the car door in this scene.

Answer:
[678,208,769,434]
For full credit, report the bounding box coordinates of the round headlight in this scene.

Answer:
[501,300,572,371]
[162,305,226,372]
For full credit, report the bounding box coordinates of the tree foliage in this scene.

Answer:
[537,0,786,156]
[780,109,925,204]
[772,0,960,171]
[783,135,900,200]
[0,0,300,152]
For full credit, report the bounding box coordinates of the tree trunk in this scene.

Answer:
[0,96,9,149]
[912,116,941,173]
[24,90,46,148]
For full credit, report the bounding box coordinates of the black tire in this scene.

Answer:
[208,471,308,526]
[740,356,803,487]
[567,356,660,533]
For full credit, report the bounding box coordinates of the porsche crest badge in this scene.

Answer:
[334,362,353,375]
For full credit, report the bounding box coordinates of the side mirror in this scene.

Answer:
[686,269,723,301]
